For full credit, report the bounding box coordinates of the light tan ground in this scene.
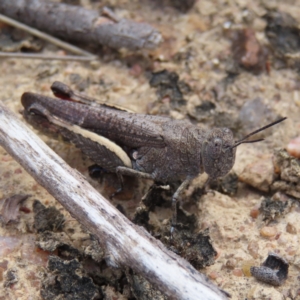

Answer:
[0,0,300,299]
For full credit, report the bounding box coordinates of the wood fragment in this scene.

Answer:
[0,103,227,300]
[0,1,162,50]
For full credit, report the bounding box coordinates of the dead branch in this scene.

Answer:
[0,103,227,300]
[0,0,162,50]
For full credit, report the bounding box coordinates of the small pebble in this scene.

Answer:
[250,206,260,219]
[286,246,296,256]
[242,260,256,277]
[239,156,274,192]
[208,271,219,280]
[248,241,259,258]
[232,268,243,277]
[225,258,237,269]
[260,226,277,238]
[287,136,300,158]
[286,222,297,234]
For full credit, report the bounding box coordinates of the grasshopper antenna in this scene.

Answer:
[231,117,287,149]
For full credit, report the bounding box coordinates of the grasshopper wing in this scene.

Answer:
[22,93,167,149]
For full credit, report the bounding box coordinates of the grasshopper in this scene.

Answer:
[21,82,286,231]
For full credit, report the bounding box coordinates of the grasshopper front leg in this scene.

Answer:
[171,178,192,234]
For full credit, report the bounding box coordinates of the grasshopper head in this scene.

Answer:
[201,117,287,180]
[202,128,236,180]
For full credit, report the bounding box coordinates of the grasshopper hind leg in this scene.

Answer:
[112,166,154,198]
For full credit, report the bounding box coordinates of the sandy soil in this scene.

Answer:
[0,0,300,299]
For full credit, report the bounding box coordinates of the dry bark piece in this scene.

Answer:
[0,0,162,50]
[0,194,30,224]
[230,28,268,74]
[250,252,289,286]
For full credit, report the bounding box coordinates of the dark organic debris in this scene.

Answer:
[142,183,175,210]
[4,268,18,287]
[213,73,238,101]
[230,28,268,74]
[250,252,289,286]
[175,205,198,232]
[83,236,105,263]
[150,69,191,109]
[37,231,75,252]
[272,149,300,199]
[41,256,100,300]
[163,227,217,269]
[0,194,30,224]
[126,270,168,300]
[37,231,82,260]
[132,206,152,231]
[210,172,238,196]
[187,99,216,122]
[170,0,196,12]
[33,200,65,232]
[88,164,108,179]
[259,197,290,223]
[133,184,216,269]
[133,183,177,231]
[37,229,105,262]
[265,11,300,56]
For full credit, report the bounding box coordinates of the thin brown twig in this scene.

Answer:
[0,13,96,58]
[0,51,97,61]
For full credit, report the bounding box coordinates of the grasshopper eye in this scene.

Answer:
[209,137,222,158]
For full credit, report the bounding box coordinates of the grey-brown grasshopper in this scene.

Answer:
[21,82,286,231]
